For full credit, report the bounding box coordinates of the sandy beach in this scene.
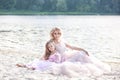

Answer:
[0,15,120,80]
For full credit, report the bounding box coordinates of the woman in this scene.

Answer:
[49,27,89,62]
[43,27,111,77]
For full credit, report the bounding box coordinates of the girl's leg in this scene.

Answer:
[16,64,26,67]
[16,64,35,70]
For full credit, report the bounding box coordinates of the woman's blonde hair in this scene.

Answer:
[44,40,55,60]
[50,27,62,40]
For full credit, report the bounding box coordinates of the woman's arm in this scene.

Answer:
[65,43,89,56]
[54,53,61,63]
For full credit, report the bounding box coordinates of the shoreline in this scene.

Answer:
[0,11,119,15]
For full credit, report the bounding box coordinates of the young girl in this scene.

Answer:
[43,40,61,63]
[16,40,61,71]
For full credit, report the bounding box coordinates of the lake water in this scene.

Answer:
[0,15,120,62]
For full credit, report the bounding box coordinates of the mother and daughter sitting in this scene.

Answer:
[16,27,111,77]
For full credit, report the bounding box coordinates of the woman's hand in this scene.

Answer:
[83,50,89,56]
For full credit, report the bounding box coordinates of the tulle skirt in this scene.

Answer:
[25,51,111,77]
[49,51,111,77]
[26,59,55,71]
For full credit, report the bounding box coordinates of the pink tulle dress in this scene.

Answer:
[26,52,61,71]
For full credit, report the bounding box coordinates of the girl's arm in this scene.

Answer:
[55,53,61,63]
[65,43,89,56]
[48,53,61,63]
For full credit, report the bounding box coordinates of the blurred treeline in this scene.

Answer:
[0,0,120,14]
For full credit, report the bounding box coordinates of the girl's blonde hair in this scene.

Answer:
[50,27,62,40]
[44,40,55,60]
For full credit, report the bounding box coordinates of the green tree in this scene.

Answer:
[66,0,78,11]
[15,0,29,10]
[0,0,119,14]
[111,0,120,14]
[42,0,57,11]
[56,0,67,12]
[29,0,45,11]
[99,0,112,13]
[0,0,16,10]
[76,0,91,12]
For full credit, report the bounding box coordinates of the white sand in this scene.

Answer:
[0,16,120,80]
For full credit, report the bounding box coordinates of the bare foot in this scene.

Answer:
[16,64,26,68]
[28,67,35,70]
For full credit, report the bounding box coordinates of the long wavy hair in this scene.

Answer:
[44,40,55,60]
